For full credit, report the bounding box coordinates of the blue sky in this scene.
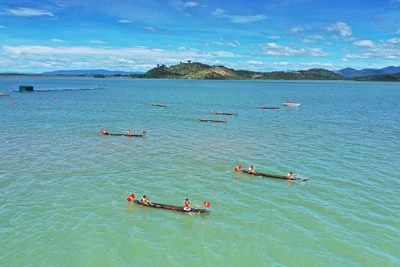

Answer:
[0,0,399,73]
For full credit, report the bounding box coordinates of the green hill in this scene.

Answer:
[143,62,344,80]
[351,72,400,81]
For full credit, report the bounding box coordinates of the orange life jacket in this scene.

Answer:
[184,201,189,209]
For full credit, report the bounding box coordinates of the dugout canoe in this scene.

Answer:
[101,132,144,137]
[241,170,309,181]
[259,106,280,109]
[212,111,238,115]
[133,200,210,213]
[152,104,167,107]
[198,118,227,123]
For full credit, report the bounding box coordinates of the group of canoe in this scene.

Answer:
[124,101,305,214]
[127,166,308,214]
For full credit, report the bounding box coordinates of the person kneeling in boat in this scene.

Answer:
[286,172,293,179]
[183,198,192,211]
[127,130,132,136]
[248,165,255,174]
[140,195,151,205]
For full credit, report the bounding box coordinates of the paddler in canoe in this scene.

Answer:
[286,172,293,179]
[183,198,192,211]
[140,195,152,205]
[247,165,255,174]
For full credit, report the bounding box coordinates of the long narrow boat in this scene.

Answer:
[283,102,301,107]
[101,132,145,137]
[241,170,309,181]
[198,118,227,123]
[152,103,167,107]
[133,200,210,213]
[259,106,280,109]
[212,111,238,115]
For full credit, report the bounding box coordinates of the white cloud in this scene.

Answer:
[212,8,267,23]
[272,62,289,66]
[303,35,324,43]
[341,58,349,62]
[290,27,305,34]
[268,36,281,39]
[212,38,240,48]
[51,39,65,43]
[325,21,352,37]
[387,38,400,44]
[118,19,132,23]
[89,40,105,44]
[266,42,280,49]
[208,51,236,57]
[345,53,374,59]
[185,2,199,7]
[353,40,374,47]
[5,7,54,17]
[144,26,156,32]
[0,25,6,28]
[259,43,329,57]
[247,60,264,65]
[300,62,334,68]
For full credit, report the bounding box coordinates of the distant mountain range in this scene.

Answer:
[38,65,400,79]
[1,64,399,81]
[336,66,400,78]
[40,69,144,76]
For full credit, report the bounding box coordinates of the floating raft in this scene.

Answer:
[198,118,227,123]
[133,200,210,213]
[241,170,309,181]
[101,132,145,137]
[259,106,280,109]
[152,104,167,107]
[212,111,238,115]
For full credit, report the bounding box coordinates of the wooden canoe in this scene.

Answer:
[133,200,210,213]
[241,170,309,181]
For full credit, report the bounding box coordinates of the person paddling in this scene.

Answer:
[248,165,255,174]
[127,130,132,136]
[286,172,293,179]
[183,198,192,211]
[140,195,151,205]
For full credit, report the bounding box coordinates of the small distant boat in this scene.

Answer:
[132,200,210,213]
[153,103,167,107]
[259,106,280,109]
[283,99,300,107]
[241,169,309,181]
[0,92,10,97]
[19,85,34,92]
[212,111,238,115]
[198,118,227,123]
[100,130,146,137]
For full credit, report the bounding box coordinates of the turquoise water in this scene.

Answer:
[1,78,399,266]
